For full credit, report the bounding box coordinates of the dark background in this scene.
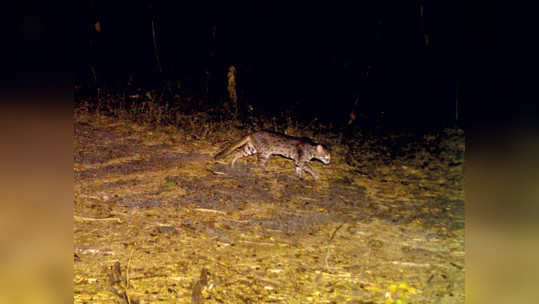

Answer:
[4,0,536,131]
[74,0,465,127]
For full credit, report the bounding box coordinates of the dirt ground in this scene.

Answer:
[74,111,465,303]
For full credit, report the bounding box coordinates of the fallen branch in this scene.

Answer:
[74,215,122,223]
[194,208,227,215]
[329,223,344,243]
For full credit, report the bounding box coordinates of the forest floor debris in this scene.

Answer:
[74,108,464,303]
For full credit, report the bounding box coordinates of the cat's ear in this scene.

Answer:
[316,145,324,153]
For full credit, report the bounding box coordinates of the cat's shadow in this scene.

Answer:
[210,162,316,185]
[210,162,252,178]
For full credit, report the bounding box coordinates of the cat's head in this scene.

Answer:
[315,144,331,164]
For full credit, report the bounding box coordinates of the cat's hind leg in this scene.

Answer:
[230,143,257,168]
[257,153,271,169]
[230,151,245,168]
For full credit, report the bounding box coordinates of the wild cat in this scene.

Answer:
[214,131,331,179]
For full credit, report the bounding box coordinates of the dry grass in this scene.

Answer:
[74,99,464,303]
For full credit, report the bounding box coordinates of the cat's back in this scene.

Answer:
[251,131,302,147]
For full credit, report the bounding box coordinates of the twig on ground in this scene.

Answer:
[74,215,122,223]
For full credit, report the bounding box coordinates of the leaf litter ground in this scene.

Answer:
[74,111,464,304]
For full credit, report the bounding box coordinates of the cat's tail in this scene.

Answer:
[214,135,251,160]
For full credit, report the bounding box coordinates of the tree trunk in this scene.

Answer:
[151,18,162,73]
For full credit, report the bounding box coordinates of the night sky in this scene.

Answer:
[76,0,464,126]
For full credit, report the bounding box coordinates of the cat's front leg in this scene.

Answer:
[295,165,303,177]
[296,163,319,180]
